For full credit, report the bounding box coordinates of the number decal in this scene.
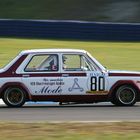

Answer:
[99,77,105,91]
[91,76,105,91]
[91,77,97,91]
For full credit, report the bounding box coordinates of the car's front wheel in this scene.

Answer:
[3,87,26,107]
[113,85,137,106]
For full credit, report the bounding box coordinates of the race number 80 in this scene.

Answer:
[91,76,105,91]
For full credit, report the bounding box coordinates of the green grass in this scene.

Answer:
[0,122,140,140]
[0,38,140,71]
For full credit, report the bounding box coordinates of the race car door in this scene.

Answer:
[22,53,62,96]
[60,53,108,95]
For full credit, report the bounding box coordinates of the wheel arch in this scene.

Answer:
[108,80,140,101]
[0,82,31,100]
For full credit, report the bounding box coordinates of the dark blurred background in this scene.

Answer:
[0,0,139,23]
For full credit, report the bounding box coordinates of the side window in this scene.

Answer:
[25,54,58,72]
[62,55,80,71]
[62,54,95,71]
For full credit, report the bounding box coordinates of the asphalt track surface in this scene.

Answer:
[0,102,140,122]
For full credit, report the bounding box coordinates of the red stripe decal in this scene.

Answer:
[109,73,140,77]
[28,73,86,77]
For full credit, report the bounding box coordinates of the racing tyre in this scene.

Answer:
[3,87,26,107]
[110,100,118,106]
[114,85,137,106]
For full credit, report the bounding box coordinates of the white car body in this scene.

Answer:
[0,49,140,107]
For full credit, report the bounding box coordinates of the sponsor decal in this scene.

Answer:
[30,78,64,94]
[68,78,84,92]
[36,86,62,94]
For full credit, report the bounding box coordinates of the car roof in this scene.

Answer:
[20,49,87,55]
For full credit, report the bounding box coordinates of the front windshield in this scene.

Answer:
[81,55,96,71]
[86,52,106,71]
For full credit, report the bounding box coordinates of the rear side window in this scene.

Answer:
[25,54,58,72]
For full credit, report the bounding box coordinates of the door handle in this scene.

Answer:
[62,74,69,77]
[22,74,30,78]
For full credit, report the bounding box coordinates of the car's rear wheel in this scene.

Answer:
[113,85,137,106]
[3,87,26,107]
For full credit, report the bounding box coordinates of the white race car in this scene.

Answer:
[0,49,140,107]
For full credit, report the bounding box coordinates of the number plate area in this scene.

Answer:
[86,73,108,95]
